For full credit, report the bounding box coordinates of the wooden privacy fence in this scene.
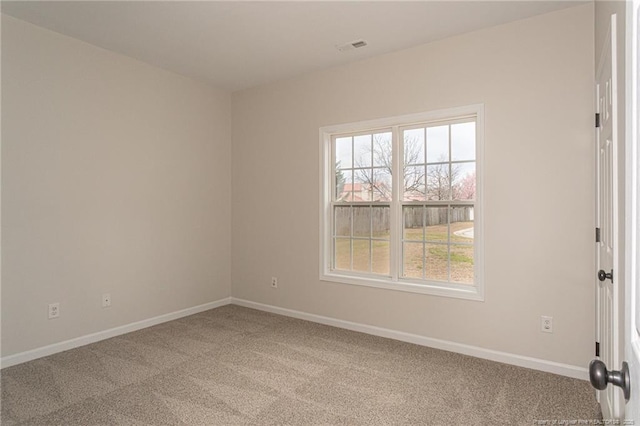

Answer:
[403,206,474,229]
[335,206,473,235]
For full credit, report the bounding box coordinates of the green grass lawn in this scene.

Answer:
[335,221,474,284]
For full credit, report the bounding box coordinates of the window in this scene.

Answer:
[320,105,483,300]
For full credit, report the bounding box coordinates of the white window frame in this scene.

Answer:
[319,104,484,301]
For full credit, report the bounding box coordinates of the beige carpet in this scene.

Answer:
[1,305,601,425]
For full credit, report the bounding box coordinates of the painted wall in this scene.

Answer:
[231,5,595,367]
[1,16,232,356]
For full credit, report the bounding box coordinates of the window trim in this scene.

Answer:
[319,104,485,301]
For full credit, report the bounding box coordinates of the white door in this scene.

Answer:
[595,13,621,420]
[623,0,640,422]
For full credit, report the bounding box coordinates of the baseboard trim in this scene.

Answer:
[231,297,589,381]
[0,297,233,369]
[1,296,589,380]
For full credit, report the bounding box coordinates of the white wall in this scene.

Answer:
[1,15,232,357]
[231,4,595,367]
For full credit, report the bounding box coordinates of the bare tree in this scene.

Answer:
[354,134,425,201]
[426,160,461,200]
[402,136,426,196]
[351,136,473,202]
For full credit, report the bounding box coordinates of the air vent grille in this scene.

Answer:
[336,40,368,52]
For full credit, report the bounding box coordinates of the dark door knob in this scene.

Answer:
[598,269,613,282]
[589,359,630,401]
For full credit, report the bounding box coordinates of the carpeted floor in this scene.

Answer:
[1,305,601,425]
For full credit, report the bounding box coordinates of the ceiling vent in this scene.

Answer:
[336,40,368,52]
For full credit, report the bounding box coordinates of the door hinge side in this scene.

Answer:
[596,227,601,243]
[595,113,601,128]
[596,341,600,357]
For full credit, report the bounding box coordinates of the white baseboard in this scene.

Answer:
[231,297,589,381]
[0,297,233,369]
[1,296,589,381]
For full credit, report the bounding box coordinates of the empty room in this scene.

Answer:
[2,0,640,424]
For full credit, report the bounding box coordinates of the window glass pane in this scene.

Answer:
[372,241,390,275]
[352,239,371,272]
[372,206,390,239]
[372,168,392,201]
[426,164,451,200]
[334,238,351,270]
[353,172,372,201]
[451,122,475,161]
[404,128,425,166]
[353,206,371,237]
[452,162,476,200]
[403,242,424,279]
[353,134,372,168]
[335,137,352,169]
[425,207,448,243]
[336,169,353,201]
[403,206,424,241]
[334,206,351,237]
[404,165,426,201]
[450,206,474,243]
[327,112,479,291]
[427,125,449,163]
[425,244,449,281]
[450,244,474,284]
[373,132,392,167]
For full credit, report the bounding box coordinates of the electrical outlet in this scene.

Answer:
[102,293,111,308]
[271,277,278,288]
[48,303,60,319]
[541,316,553,333]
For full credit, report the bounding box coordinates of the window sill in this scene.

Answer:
[320,271,484,301]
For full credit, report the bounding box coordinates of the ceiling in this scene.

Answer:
[2,1,586,92]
